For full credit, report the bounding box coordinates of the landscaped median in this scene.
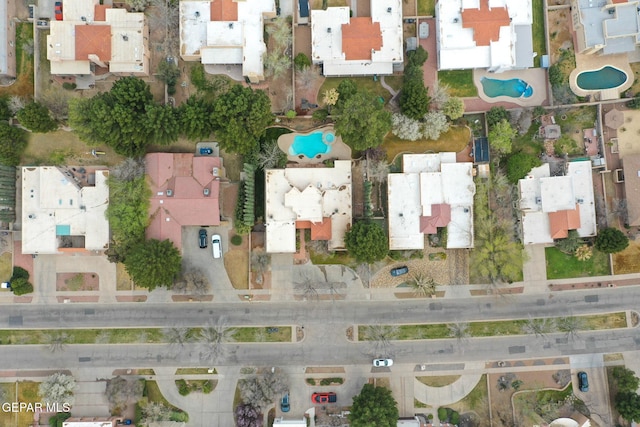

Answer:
[357,312,629,341]
[0,326,292,345]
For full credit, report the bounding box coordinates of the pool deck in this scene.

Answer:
[569,52,633,100]
[277,125,352,164]
[473,68,548,107]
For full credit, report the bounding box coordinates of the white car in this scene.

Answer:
[373,358,393,367]
[211,234,222,258]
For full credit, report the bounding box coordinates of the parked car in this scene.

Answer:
[54,1,62,20]
[36,19,50,28]
[1,282,10,289]
[578,371,589,392]
[199,147,213,155]
[198,229,207,249]
[312,392,336,404]
[404,18,416,23]
[211,234,222,258]
[373,358,393,367]
[280,393,290,412]
[390,266,409,277]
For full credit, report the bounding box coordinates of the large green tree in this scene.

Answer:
[17,102,58,133]
[616,391,640,422]
[124,239,182,290]
[595,227,629,253]
[488,119,517,155]
[612,367,640,393]
[179,96,214,141]
[441,97,465,120]
[486,106,510,128]
[0,95,12,121]
[349,384,399,427]
[399,79,430,120]
[505,152,542,183]
[144,104,180,145]
[335,78,358,111]
[345,221,388,263]
[0,122,28,166]
[334,91,391,151]
[210,85,273,155]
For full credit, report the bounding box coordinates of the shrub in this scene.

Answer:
[450,411,460,425]
[294,53,311,71]
[595,227,629,253]
[231,235,243,246]
[62,82,77,90]
[11,277,33,295]
[312,108,329,123]
[11,266,29,281]
[437,407,447,421]
[202,380,214,394]
[176,379,190,396]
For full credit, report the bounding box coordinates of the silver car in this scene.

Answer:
[373,358,393,367]
[211,234,222,258]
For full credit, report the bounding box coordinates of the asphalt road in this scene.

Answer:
[0,286,639,370]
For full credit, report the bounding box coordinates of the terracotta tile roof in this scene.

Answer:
[94,5,111,21]
[296,218,332,241]
[341,17,382,60]
[612,0,627,3]
[145,153,222,250]
[419,204,451,234]
[548,206,581,240]
[461,0,510,46]
[75,25,112,61]
[210,0,238,21]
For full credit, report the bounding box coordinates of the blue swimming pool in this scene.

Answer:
[289,131,334,158]
[481,77,533,98]
[576,66,627,91]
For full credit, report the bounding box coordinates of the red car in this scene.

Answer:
[311,392,336,404]
[54,1,62,20]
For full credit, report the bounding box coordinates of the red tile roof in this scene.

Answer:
[210,0,238,21]
[341,17,382,60]
[75,25,112,61]
[548,206,581,240]
[419,204,451,234]
[612,0,627,3]
[146,153,222,250]
[296,218,332,241]
[94,5,110,21]
[461,0,510,46]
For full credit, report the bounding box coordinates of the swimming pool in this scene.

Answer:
[289,131,335,158]
[480,77,533,98]
[576,66,627,91]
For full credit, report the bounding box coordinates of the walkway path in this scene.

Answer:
[380,76,398,97]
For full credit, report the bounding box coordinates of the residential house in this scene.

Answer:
[436,0,533,71]
[571,0,640,56]
[387,153,475,250]
[145,153,223,251]
[310,0,403,76]
[518,161,596,245]
[265,161,352,253]
[63,418,121,427]
[179,0,276,83]
[47,0,149,75]
[21,167,109,254]
[621,153,640,226]
[0,0,15,78]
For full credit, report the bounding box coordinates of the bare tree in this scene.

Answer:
[296,66,321,91]
[364,324,398,357]
[251,249,271,285]
[264,51,291,79]
[39,373,76,406]
[8,96,25,115]
[257,145,284,170]
[39,87,71,121]
[611,199,628,225]
[408,273,437,297]
[198,317,235,363]
[140,402,171,424]
[294,274,319,301]
[147,0,179,55]
[448,322,470,346]
[239,369,289,411]
[105,376,144,414]
[356,263,371,287]
[111,158,146,182]
[521,315,554,340]
[44,332,69,353]
[173,268,210,296]
[431,80,450,108]
[556,316,584,341]
[95,330,111,344]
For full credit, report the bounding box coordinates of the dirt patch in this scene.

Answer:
[23,130,124,167]
[56,272,99,291]
[220,182,239,219]
[0,252,12,282]
[224,249,249,289]
[172,295,214,302]
[305,367,345,374]
[56,295,99,303]
[613,238,640,274]
[116,295,148,302]
[548,9,573,64]
[116,263,134,291]
[470,287,524,296]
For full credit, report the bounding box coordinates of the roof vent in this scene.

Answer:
[81,16,86,21]
[453,18,458,23]
[387,7,392,13]
[229,23,234,29]
[166,189,173,197]
[327,27,331,33]
[122,35,129,41]
[204,188,210,196]
[195,11,200,17]
[28,214,35,219]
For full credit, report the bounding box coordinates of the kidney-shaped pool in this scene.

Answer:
[576,66,628,91]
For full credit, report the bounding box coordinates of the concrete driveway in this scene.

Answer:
[570,354,613,426]
[181,226,235,300]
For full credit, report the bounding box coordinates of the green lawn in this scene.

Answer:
[0,383,17,427]
[382,125,472,162]
[318,77,393,103]
[545,246,610,279]
[175,368,217,375]
[358,312,626,340]
[417,0,436,16]
[17,382,41,427]
[417,376,461,387]
[532,0,547,67]
[0,23,34,97]
[512,116,544,155]
[437,70,478,97]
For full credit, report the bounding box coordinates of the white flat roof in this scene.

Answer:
[437,0,532,70]
[311,0,403,76]
[0,0,9,76]
[388,154,475,250]
[179,0,274,79]
[63,423,114,427]
[519,161,596,245]
[21,167,110,254]
[265,161,352,253]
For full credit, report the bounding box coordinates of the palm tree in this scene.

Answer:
[409,273,437,297]
[199,317,235,363]
[163,327,192,350]
[44,332,69,353]
[364,325,398,357]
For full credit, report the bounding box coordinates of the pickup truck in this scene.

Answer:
[312,392,336,404]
